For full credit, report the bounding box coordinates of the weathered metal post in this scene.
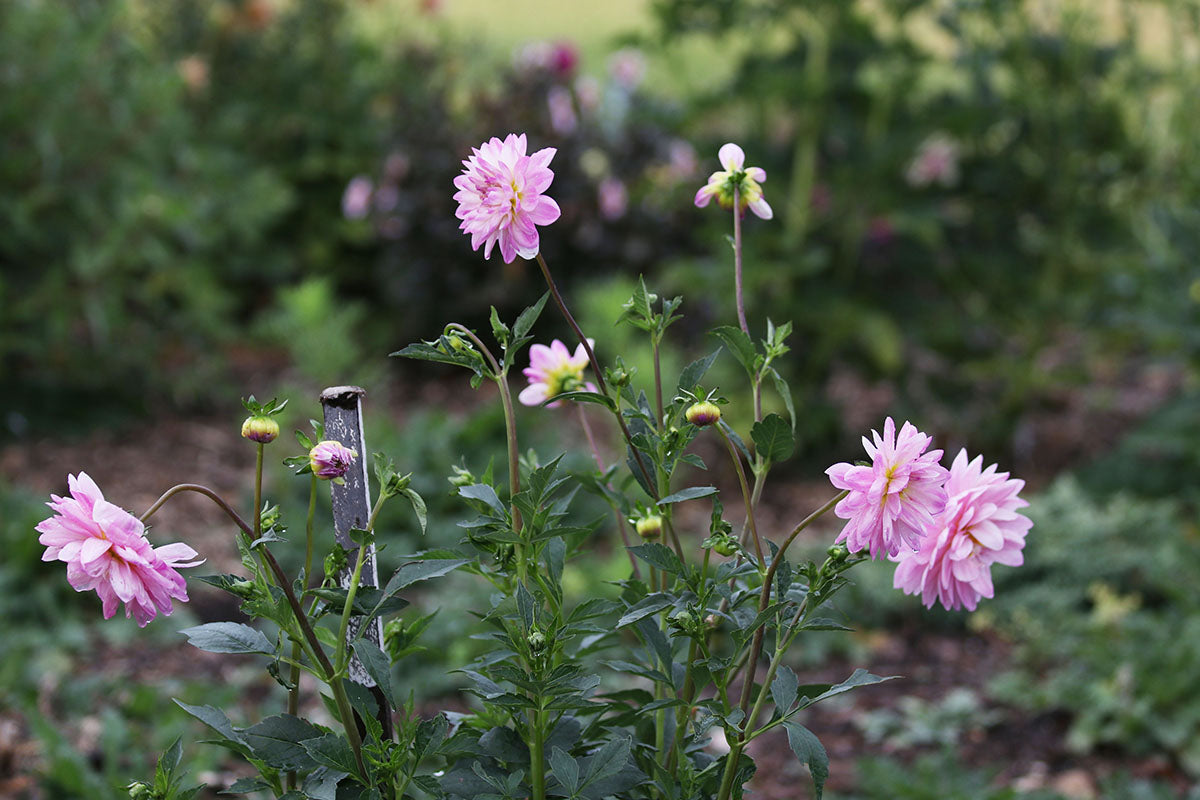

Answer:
[320,385,393,739]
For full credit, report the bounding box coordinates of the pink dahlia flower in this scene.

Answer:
[825,417,949,559]
[518,339,597,407]
[693,143,772,220]
[309,440,358,480]
[893,449,1032,611]
[453,133,561,264]
[36,473,202,627]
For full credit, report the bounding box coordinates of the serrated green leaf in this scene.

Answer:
[402,487,427,535]
[712,326,757,375]
[180,622,273,656]
[628,543,684,575]
[751,414,794,462]
[459,483,507,516]
[301,733,361,780]
[549,746,580,794]
[351,640,394,710]
[657,486,718,505]
[512,293,549,342]
[541,390,615,410]
[771,665,799,716]
[783,722,828,799]
[617,594,673,628]
[676,349,722,396]
[768,368,796,430]
[242,714,323,770]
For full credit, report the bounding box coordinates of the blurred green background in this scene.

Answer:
[2,0,1199,797]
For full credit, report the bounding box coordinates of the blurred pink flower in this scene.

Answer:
[893,450,1031,610]
[549,41,579,78]
[666,140,697,181]
[694,143,772,220]
[519,339,597,407]
[37,473,202,627]
[309,440,358,480]
[608,48,646,90]
[453,133,561,264]
[342,175,373,220]
[906,133,961,188]
[574,76,601,113]
[597,177,628,220]
[826,417,949,559]
[547,86,577,135]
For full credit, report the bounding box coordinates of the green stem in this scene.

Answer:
[286,473,318,791]
[139,483,367,778]
[530,706,546,800]
[732,186,748,336]
[447,322,525,581]
[717,424,763,566]
[652,334,665,431]
[254,443,264,541]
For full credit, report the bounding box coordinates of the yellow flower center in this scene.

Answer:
[545,364,586,398]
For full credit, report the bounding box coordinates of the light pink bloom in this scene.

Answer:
[906,133,961,189]
[342,175,373,220]
[597,177,627,220]
[36,473,202,627]
[453,133,561,264]
[826,417,949,559]
[893,450,1032,611]
[547,86,577,135]
[309,440,358,480]
[693,143,772,220]
[519,339,597,407]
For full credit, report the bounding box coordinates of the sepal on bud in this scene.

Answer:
[240,395,287,444]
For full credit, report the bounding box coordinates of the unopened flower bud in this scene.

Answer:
[241,415,279,443]
[686,401,721,427]
[611,368,632,387]
[229,578,260,600]
[527,630,548,653]
[324,546,348,577]
[826,544,849,562]
[127,782,152,800]
[711,534,738,557]
[635,514,663,540]
[309,440,357,480]
[448,465,476,488]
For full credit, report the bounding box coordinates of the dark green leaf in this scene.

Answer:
[381,559,470,596]
[458,484,506,515]
[301,767,346,800]
[221,777,272,794]
[402,488,427,535]
[516,582,535,632]
[351,640,394,710]
[717,420,751,461]
[174,701,248,748]
[657,486,718,505]
[512,293,549,342]
[628,543,684,576]
[712,326,757,374]
[783,722,828,799]
[301,733,360,780]
[542,390,615,410]
[549,747,580,794]
[751,414,794,462]
[771,665,799,716]
[242,714,323,770]
[768,368,796,431]
[802,668,898,707]
[580,734,633,791]
[617,594,673,628]
[180,622,273,656]
[676,349,722,395]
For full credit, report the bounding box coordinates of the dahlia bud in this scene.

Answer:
[710,534,738,557]
[686,401,721,427]
[635,514,663,540]
[527,630,548,653]
[241,415,280,443]
[309,440,357,481]
[127,782,152,800]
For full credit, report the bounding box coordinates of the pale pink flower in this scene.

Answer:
[906,133,961,189]
[342,175,373,220]
[547,86,577,135]
[597,177,628,220]
[826,417,949,559]
[309,440,358,480]
[518,339,597,407]
[453,133,561,264]
[36,473,202,627]
[694,143,772,220]
[893,450,1031,611]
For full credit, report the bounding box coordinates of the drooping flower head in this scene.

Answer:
[453,133,561,264]
[693,143,773,220]
[518,339,597,407]
[825,417,949,560]
[893,450,1032,611]
[309,440,358,481]
[36,473,203,627]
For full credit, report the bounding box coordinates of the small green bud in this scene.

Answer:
[527,630,548,653]
[634,514,663,540]
[826,544,849,562]
[324,546,349,577]
[241,415,280,444]
[448,464,476,488]
[228,578,260,600]
[127,782,153,800]
[711,534,738,557]
[685,401,721,427]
